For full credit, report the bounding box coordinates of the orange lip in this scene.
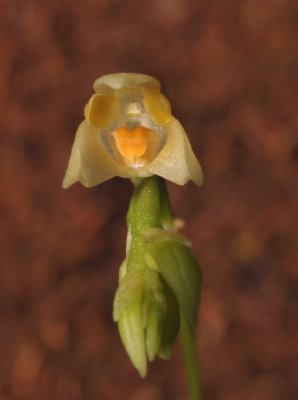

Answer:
[111,126,158,167]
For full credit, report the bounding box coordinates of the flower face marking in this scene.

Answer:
[84,94,120,130]
[63,73,203,188]
[143,92,171,126]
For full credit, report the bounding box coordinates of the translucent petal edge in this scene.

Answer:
[62,120,126,188]
[93,73,160,92]
[145,118,203,186]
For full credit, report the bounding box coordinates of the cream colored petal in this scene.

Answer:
[145,118,203,186]
[62,121,127,188]
[93,73,160,93]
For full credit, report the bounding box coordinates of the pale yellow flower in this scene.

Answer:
[62,73,203,188]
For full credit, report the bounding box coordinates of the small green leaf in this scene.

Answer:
[146,238,201,328]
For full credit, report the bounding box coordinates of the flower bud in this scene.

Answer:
[113,270,147,377]
[145,293,165,362]
[113,265,181,376]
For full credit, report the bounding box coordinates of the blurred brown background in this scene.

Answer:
[0,0,297,399]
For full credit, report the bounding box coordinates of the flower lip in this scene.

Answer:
[110,126,159,167]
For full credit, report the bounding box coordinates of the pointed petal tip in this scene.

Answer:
[158,347,172,360]
[62,174,74,189]
[138,363,148,378]
[192,168,204,186]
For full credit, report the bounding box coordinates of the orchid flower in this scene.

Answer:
[62,73,203,188]
[62,74,204,398]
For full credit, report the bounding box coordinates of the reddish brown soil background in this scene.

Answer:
[0,1,297,399]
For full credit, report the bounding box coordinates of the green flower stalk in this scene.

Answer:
[63,73,204,399]
[113,177,202,379]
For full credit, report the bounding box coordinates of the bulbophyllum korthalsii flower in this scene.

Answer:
[62,73,203,188]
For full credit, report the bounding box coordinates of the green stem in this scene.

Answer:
[125,177,204,397]
[158,178,204,400]
[180,312,204,400]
